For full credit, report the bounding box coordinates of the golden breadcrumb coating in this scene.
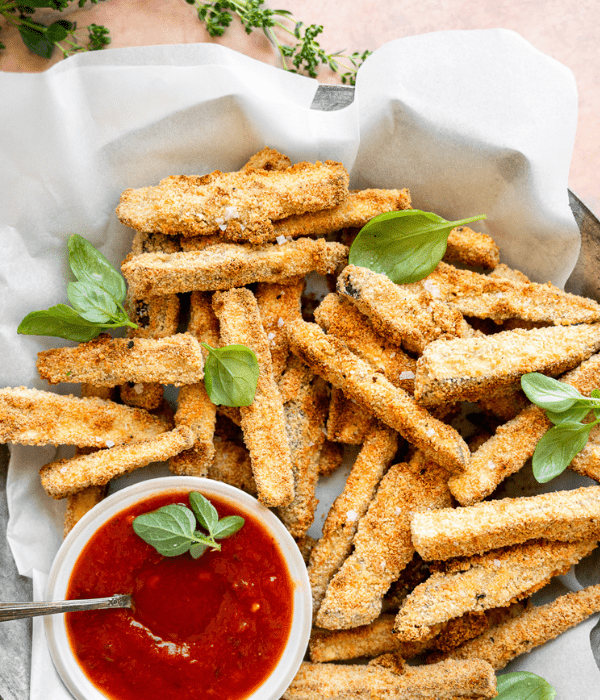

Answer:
[116,160,349,239]
[0,386,168,447]
[63,484,107,537]
[444,226,500,269]
[206,436,257,496]
[239,146,291,173]
[488,262,531,283]
[37,333,204,387]
[285,320,470,473]
[476,382,530,422]
[326,387,377,444]
[317,439,345,476]
[411,485,600,561]
[119,382,164,410]
[213,288,294,507]
[40,426,195,498]
[393,539,597,642]
[121,238,348,297]
[308,423,399,615]
[281,659,497,700]
[125,295,181,340]
[317,453,451,630]
[337,265,474,354]
[570,424,600,481]
[130,231,181,256]
[415,324,600,405]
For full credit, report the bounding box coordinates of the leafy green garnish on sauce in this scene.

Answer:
[201,343,260,407]
[521,372,600,483]
[349,209,486,284]
[132,492,245,559]
[496,671,556,700]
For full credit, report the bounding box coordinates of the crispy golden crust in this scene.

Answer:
[412,485,600,561]
[317,454,452,630]
[37,333,204,387]
[233,188,411,245]
[570,424,600,480]
[119,382,164,410]
[116,160,349,239]
[282,659,497,700]
[255,277,304,379]
[212,288,294,507]
[444,226,500,270]
[475,382,530,422]
[308,423,399,615]
[315,293,416,392]
[393,539,597,642]
[326,387,377,444]
[441,585,600,669]
[130,231,181,255]
[239,147,291,173]
[318,439,345,476]
[40,426,195,498]
[0,386,168,447]
[415,324,600,405]
[63,484,107,537]
[422,261,600,325]
[80,384,115,401]
[337,265,475,354]
[121,238,348,297]
[488,262,530,283]
[285,320,470,473]
[125,295,181,340]
[382,554,431,612]
[206,437,257,495]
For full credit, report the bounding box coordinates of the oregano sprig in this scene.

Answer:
[496,671,555,700]
[521,372,600,483]
[132,492,245,559]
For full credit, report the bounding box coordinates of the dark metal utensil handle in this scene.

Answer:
[0,593,132,621]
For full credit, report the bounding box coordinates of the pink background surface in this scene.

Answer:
[1,0,598,216]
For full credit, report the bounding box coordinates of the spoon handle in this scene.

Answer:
[0,594,131,622]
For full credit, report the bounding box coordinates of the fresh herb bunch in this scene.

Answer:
[0,0,110,58]
[186,0,371,84]
[521,372,600,483]
[132,491,245,559]
[349,209,487,284]
[495,671,555,700]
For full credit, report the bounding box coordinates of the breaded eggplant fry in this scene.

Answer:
[277,358,329,538]
[317,453,452,630]
[488,262,530,283]
[415,324,600,405]
[63,484,107,537]
[318,439,345,476]
[337,265,474,354]
[382,554,431,612]
[285,320,470,472]
[441,585,600,669]
[0,386,168,447]
[475,382,530,422]
[367,651,407,675]
[256,277,304,379]
[37,333,204,387]
[449,351,600,505]
[281,659,497,700]
[570,424,600,481]
[234,188,411,245]
[444,226,499,270]
[119,382,164,410]
[125,295,181,340]
[216,405,241,427]
[308,423,399,615]
[207,438,257,495]
[178,234,222,252]
[422,261,600,325]
[239,146,291,173]
[40,426,195,498]
[212,288,294,507]
[326,388,377,444]
[80,384,115,401]
[411,485,600,561]
[315,293,416,392]
[393,539,598,642]
[121,238,348,297]
[116,160,349,239]
[130,231,181,256]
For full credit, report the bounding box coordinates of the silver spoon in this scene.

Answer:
[0,594,132,622]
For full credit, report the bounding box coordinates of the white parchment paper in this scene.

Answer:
[0,29,595,699]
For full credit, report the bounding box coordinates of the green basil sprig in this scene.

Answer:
[348,209,486,284]
[132,492,245,559]
[202,343,260,407]
[521,372,600,483]
[18,234,137,341]
[496,671,556,700]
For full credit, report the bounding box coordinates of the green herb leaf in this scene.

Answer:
[496,671,556,700]
[189,491,219,533]
[521,373,583,412]
[348,210,486,284]
[17,304,103,342]
[18,24,54,59]
[202,343,260,407]
[45,21,69,43]
[212,515,245,539]
[532,422,594,483]
[68,234,126,303]
[132,504,197,557]
[189,543,209,559]
[67,281,120,324]
[545,404,593,425]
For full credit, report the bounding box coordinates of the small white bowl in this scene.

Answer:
[45,476,312,700]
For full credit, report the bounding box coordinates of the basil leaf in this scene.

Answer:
[496,672,556,700]
[67,281,120,323]
[348,209,486,284]
[18,24,54,59]
[189,491,219,533]
[68,234,127,304]
[546,404,593,425]
[189,543,209,559]
[202,343,260,407]
[592,389,600,400]
[17,304,103,342]
[521,372,583,412]
[212,515,245,540]
[132,504,196,557]
[532,422,593,483]
[45,21,69,43]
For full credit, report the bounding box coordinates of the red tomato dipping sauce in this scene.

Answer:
[65,490,294,700]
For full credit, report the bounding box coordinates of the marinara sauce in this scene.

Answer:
[66,490,294,700]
